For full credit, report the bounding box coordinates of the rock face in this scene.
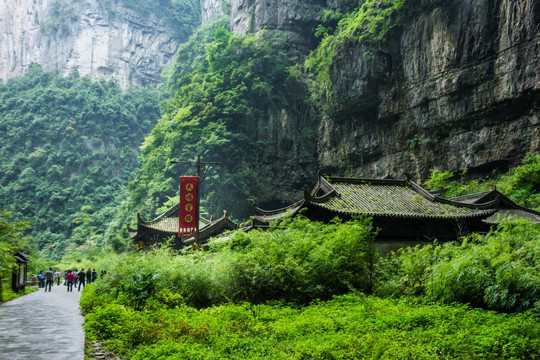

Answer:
[229,0,357,54]
[0,0,187,89]
[200,0,225,25]
[320,0,540,181]
[227,0,540,182]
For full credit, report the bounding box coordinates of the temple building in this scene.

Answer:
[128,203,238,250]
[450,189,540,227]
[252,175,539,242]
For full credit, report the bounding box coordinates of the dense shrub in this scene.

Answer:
[83,293,540,359]
[375,218,540,313]
[215,216,375,304]
[83,216,376,309]
[81,216,540,358]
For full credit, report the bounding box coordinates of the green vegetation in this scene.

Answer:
[306,0,407,100]
[84,217,376,309]
[1,282,38,303]
[81,216,540,359]
[0,210,32,302]
[120,21,304,222]
[0,64,161,259]
[375,218,540,313]
[118,0,201,39]
[83,293,539,359]
[40,0,79,37]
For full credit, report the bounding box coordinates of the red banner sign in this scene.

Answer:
[179,176,199,238]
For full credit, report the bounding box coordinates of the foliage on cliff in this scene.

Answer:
[0,65,161,259]
[119,0,201,39]
[306,0,406,100]
[121,19,303,222]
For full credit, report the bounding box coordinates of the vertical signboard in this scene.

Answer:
[179,176,199,239]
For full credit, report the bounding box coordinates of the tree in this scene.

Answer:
[0,209,31,301]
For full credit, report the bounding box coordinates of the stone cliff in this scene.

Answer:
[222,0,540,183]
[2,0,537,205]
[320,0,540,181]
[0,0,190,89]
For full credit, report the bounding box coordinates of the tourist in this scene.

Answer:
[77,268,86,291]
[44,267,54,292]
[37,271,44,288]
[55,269,62,285]
[92,269,97,283]
[66,270,75,292]
[86,268,92,284]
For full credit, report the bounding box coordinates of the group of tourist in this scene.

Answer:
[35,268,107,292]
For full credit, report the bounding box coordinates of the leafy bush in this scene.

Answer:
[497,153,540,210]
[216,216,376,304]
[375,218,540,313]
[119,271,158,310]
[306,0,407,100]
[83,293,540,359]
[82,217,376,309]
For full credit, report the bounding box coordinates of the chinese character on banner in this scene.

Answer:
[179,176,199,238]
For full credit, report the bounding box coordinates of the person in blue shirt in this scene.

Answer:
[37,271,45,288]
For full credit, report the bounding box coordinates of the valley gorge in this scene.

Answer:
[1,0,539,224]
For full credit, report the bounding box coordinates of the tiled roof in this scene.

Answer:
[483,209,540,224]
[307,177,495,220]
[131,204,210,237]
[253,200,305,223]
[128,203,238,247]
[451,190,540,224]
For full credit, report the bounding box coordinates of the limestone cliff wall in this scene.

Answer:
[229,0,357,54]
[200,0,225,24]
[0,0,186,89]
[226,0,539,182]
[320,0,540,181]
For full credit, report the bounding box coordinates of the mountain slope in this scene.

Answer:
[0,65,161,258]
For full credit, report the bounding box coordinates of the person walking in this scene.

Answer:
[44,267,54,292]
[66,270,75,292]
[91,269,97,283]
[37,271,45,288]
[86,268,92,284]
[77,269,86,291]
[55,270,62,285]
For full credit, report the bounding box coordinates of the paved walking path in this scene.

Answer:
[0,283,85,360]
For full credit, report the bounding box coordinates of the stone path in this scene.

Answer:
[0,283,85,360]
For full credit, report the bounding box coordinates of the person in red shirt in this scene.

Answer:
[66,270,75,292]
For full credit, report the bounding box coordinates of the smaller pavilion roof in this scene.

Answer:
[14,252,30,264]
[128,203,209,239]
[451,190,540,224]
[128,203,238,248]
